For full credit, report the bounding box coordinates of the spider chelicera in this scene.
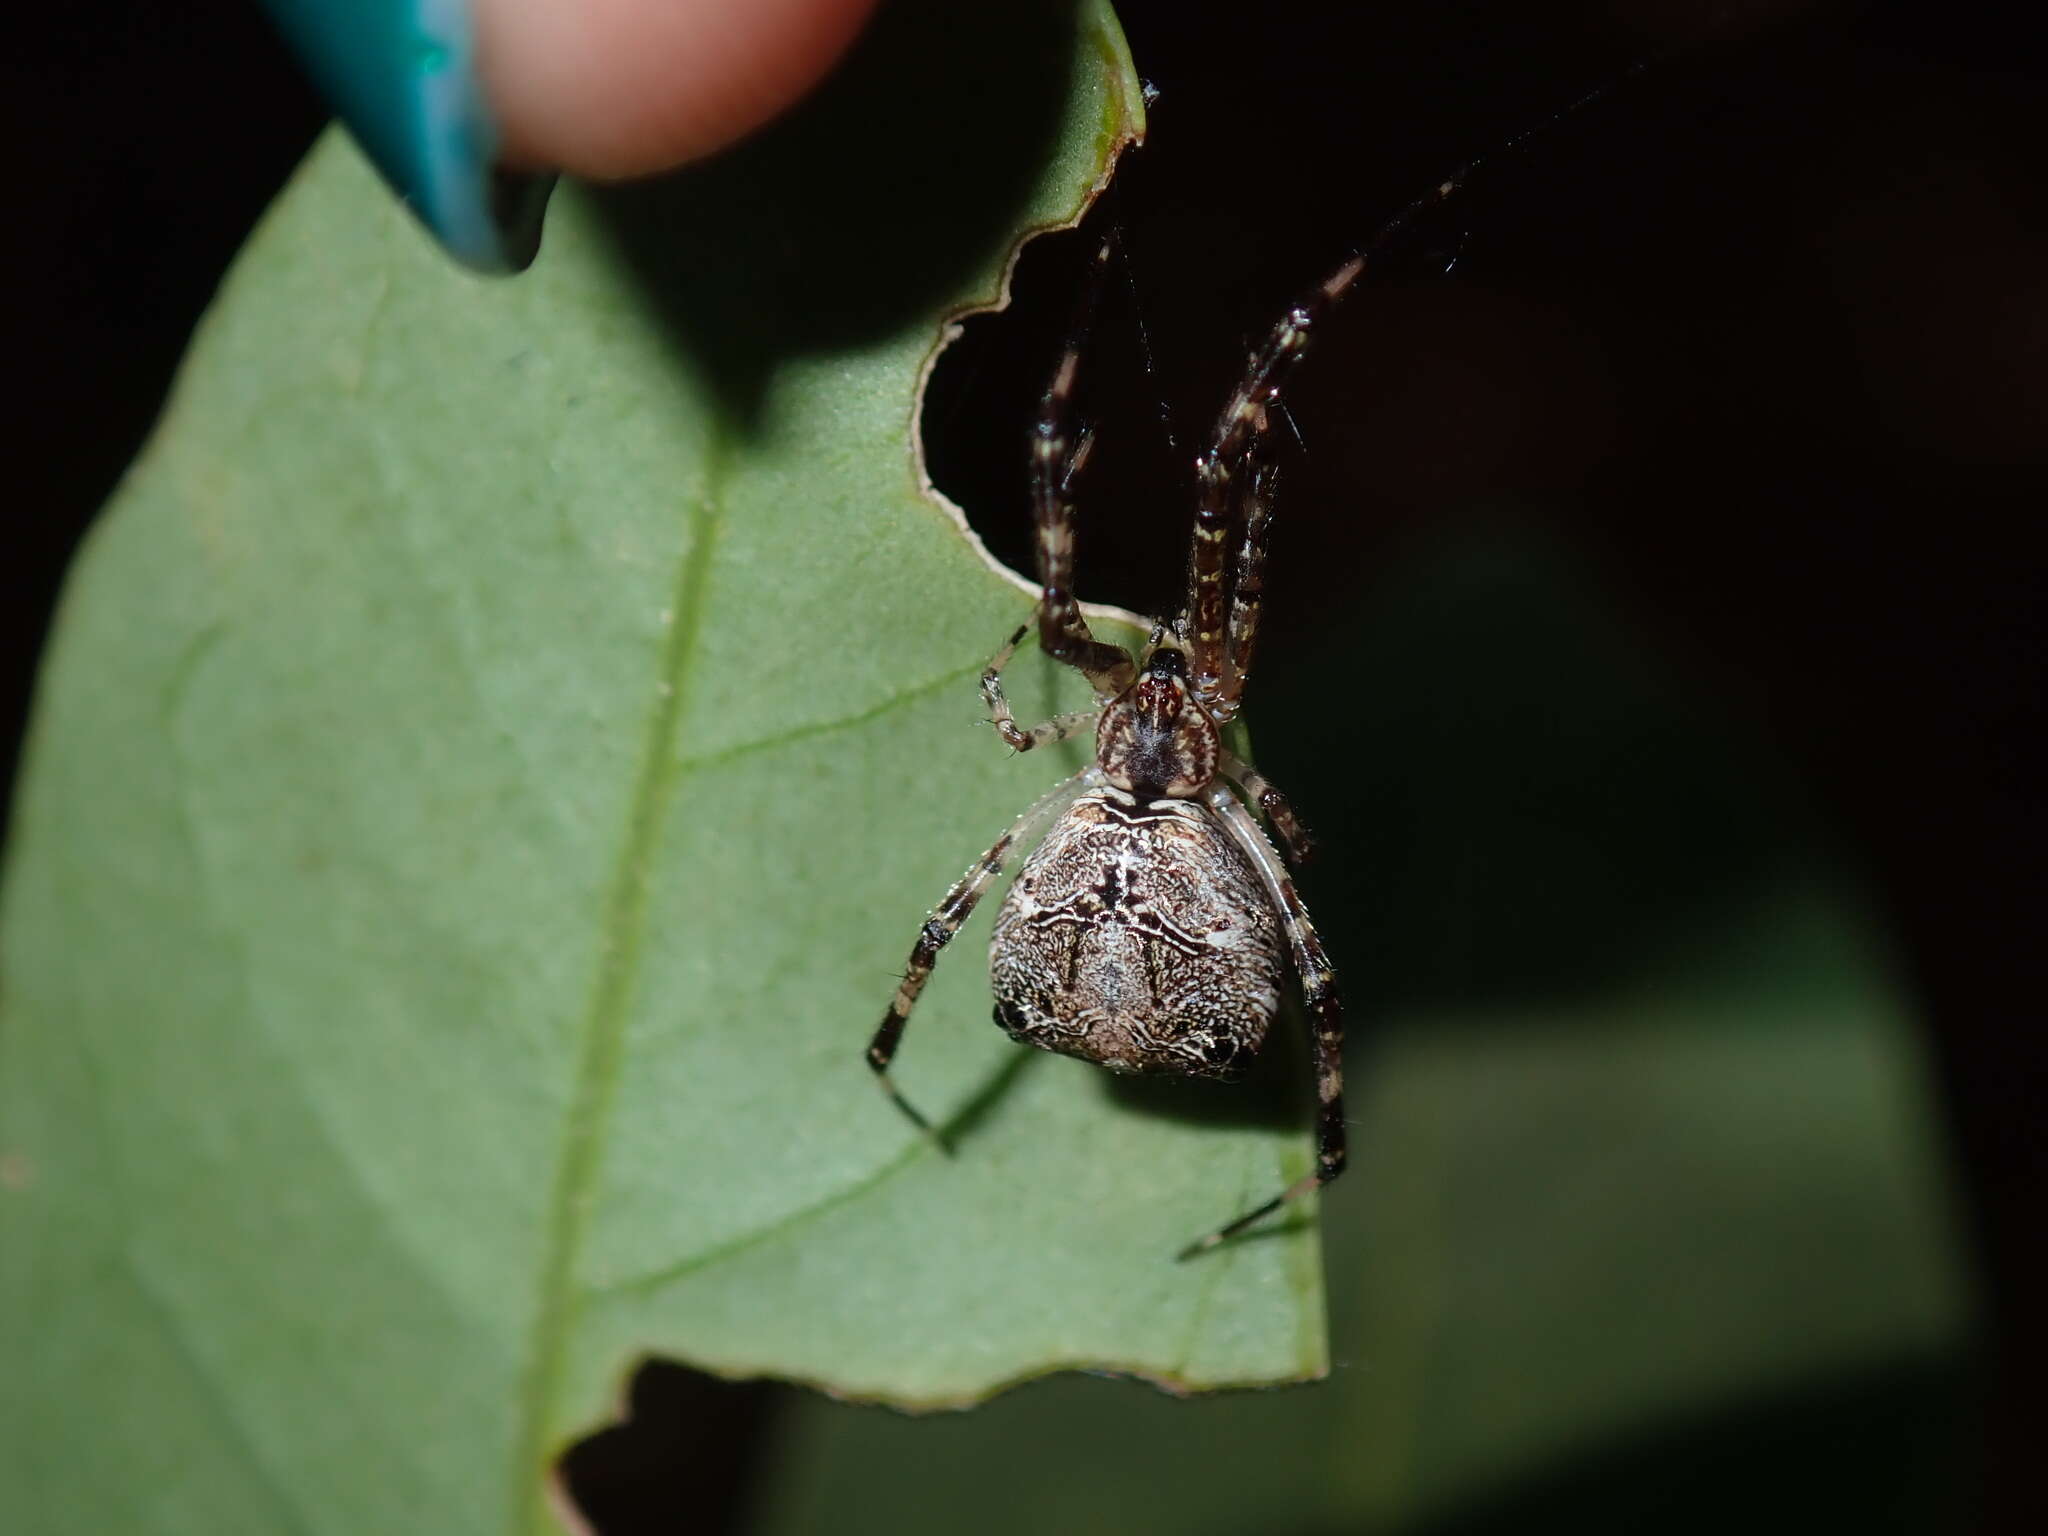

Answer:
[866,235,1366,1261]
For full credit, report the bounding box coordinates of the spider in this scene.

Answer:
[865,234,1366,1261]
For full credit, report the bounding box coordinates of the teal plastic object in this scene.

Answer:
[257,0,552,271]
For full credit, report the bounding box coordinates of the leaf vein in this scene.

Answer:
[511,443,728,1534]
[671,660,982,776]
[586,1140,933,1302]
[120,1252,317,1536]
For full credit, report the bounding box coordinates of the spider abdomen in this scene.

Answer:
[989,787,1282,1080]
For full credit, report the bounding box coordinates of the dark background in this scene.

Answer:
[7,1,2042,1531]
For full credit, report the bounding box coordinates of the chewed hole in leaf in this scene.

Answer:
[554,1362,781,1536]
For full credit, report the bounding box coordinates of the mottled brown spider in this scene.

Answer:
[866,237,1365,1260]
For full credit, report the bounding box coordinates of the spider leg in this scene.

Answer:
[1196,147,1592,713]
[1218,747,1315,865]
[867,770,1094,1144]
[1214,455,1278,723]
[981,624,1103,753]
[1179,789,1346,1260]
[1184,253,1365,711]
[1033,238,1136,699]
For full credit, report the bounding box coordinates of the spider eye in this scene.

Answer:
[1147,647,1188,680]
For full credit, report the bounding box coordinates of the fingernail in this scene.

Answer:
[257,0,554,272]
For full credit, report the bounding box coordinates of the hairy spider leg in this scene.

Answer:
[1033,237,1137,699]
[1178,787,1347,1260]
[1218,747,1315,866]
[1186,252,1365,715]
[867,770,1097,1143]
[1215,454,1279,722]
[1187,71,1645,714]
[982,624,1103,754]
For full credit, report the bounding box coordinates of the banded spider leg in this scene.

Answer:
[1163,250,1363,1256]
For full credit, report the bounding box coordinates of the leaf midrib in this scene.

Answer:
[510,434,731,1535]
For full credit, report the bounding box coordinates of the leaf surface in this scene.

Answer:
[0,6,1330,1532]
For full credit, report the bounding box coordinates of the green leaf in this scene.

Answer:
[0,5,1330,1532]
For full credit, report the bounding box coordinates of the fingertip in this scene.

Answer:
[474,0,882,180]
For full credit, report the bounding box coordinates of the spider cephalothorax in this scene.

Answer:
[1096,642,1217,799]
[866,238,1360,1259]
